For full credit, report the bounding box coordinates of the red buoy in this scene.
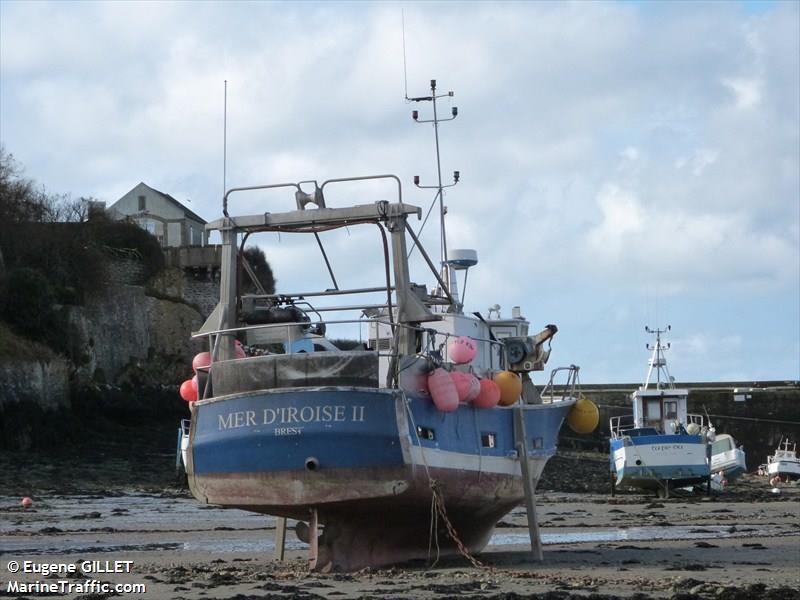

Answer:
[180,379,198,402]
[192,352,211,371]
[473,379,501,409]
[21,497,33,509]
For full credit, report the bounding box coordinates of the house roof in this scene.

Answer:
[140,182,208,224]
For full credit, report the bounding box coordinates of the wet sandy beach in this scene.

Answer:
[2,451,799,599]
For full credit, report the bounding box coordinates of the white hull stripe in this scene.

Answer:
[408,445,546,478]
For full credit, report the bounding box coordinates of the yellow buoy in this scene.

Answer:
[493,370,522,406]
[567,396,599,434]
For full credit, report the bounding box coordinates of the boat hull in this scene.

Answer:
[711,447,747,481]
[186,386,572,570]
[767,460,800,480]
[610,434,710,491]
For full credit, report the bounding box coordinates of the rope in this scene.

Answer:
[429,480,485,569]
[404,399,488,570]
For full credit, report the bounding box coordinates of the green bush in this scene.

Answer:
[88,217,165,280]
[241,246,276,294]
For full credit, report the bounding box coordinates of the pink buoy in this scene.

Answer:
[448,336,477,364]
[451,371,480,403]
[180,379,198,402]
[192,352,211,371]
[21,497,33,509]
[234,341,247,359]
[427,368,459,412]
[473,379,501,409]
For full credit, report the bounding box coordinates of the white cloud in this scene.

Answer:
[0,0,797,382]
[722,77,762,109]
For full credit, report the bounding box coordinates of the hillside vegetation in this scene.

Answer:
[0,148,164,353]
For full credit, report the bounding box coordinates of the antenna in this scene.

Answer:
[223,80,228,199]
[407,79,459,298]
[644,325,673,390]
[401,9,409,100]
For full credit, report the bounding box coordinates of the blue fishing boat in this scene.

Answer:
[179,81,594,570]
[609,326,711,498]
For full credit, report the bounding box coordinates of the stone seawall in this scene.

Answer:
[65,284,204,385]
[0,358,71,410]
[0,358,72,450]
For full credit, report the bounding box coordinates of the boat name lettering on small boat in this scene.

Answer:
[217,405,367,431]
[651,444,686,451]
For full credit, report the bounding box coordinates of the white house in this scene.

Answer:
[108,182,208,248]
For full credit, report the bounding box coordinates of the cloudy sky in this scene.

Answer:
[1,1,798,383]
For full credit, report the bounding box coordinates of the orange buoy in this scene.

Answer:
[473,379,501,408]
[21,497,33,509]
[494,370,522,406]
[428,368,459,412]
[448,336,477,364]
[451,371,480,403]
[180,379,198,402]
[192,352,211,371]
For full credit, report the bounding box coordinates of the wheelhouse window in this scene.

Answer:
[711,437,734,454]
[664,401,678,420]
[646,399,662,422]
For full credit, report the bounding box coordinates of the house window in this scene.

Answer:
[138,195,146,211]
[142,220,156,235]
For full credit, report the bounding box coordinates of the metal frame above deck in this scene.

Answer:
[206,202,422,233]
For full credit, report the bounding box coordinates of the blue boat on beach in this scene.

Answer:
[609,327,711,498]
[179,82,593,570]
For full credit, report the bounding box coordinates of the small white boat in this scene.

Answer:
[709,433,747,482]
[767,439,800,482]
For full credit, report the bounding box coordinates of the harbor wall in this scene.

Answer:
[0,357,72,450]
[64,283,204,386]
[0,357,71,410]
[563,383,800,471]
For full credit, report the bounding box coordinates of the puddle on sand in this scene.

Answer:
[1,493,793,557]
[0,493,272,534]
[492,525,786,546]
[5,525,787,557]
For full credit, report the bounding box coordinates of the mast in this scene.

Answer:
[642,325,674,390]
[408,79,459,300]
